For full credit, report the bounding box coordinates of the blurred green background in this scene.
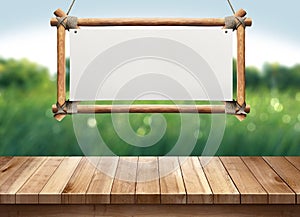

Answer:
[0,57,299,156]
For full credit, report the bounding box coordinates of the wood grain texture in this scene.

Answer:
[62,157,99,204]
[0,205,94,217]
[0,157,28,188]
[242,157,295,204]
[200,157,240,204]
[95,205,300,217]
[159,157,186,204]
[1,157,300,207]
[264,157,300,204]
[52,104,251,114]
[2,205,300,217]
[0,157,46,204]
[111,157,138,204]
[234,9,247,17]
[236,19,246,107]
[136,157,160,204]
[51,17,253,27]
[220,157,267,204]
[16,157,64,204]
[39,157,81,204]
[179,157,213,204]
[286,157,300,170]
[0,157,13,169]
[55,10,67,107]
[86,157,119,204]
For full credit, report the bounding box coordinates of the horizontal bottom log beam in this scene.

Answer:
[52,104,250,114]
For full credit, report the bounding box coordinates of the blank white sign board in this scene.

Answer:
[70,27,232,101]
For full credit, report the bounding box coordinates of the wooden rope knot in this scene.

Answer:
[55,101,67,115]
[56,16,78,30]
[55,101,78,115]
[236,102,247,115]
[225,16,246,30]
[225,101,247,115]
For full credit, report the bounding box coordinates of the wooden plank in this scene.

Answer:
[111,157,138,204]
[220,157,267,204]
[39,157,81,204]
[0,157,13,169]
[86,157,119,204]
[286,157,300,170]
[264,157,300,204]
[0,157,28,188]
[0,157,46,204]
[242,157,295,204]
[179,157,213,204]
[136,157,160,204]
[62,157,99,204]
[159,157,186,204]
[200,157,240,204]
[16,157,64,204]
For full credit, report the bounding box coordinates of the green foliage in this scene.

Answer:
[0,57,299,156]
[0,58,82,155]
[262,63,300,90]
[0,58,50,91]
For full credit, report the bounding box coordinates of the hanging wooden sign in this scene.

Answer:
[50,8,252,121]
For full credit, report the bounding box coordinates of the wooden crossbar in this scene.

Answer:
[52,104,251,114]
[50,17,252,27]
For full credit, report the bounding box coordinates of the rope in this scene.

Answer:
[56,16,78,30]
[226,0,236,14]
[56,0,78,30]
[67,0,76,15]
[225,0,246,30]
[225,16,246,30]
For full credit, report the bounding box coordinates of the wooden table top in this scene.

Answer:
[0,157,300,205]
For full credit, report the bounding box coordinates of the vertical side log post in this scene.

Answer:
[235,9,247,108]
[54,9,67,121]
[234,9,247,121]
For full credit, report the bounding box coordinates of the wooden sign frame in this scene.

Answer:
[50,8,252,121]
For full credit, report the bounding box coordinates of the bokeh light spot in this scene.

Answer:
[247,123,256,132]
[143,116,152,125]
[137,127,146,136]
[87,118,97,128]
[282,115,291,124]
[274,103,283,112]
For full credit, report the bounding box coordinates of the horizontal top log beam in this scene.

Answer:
[50,17,252,27]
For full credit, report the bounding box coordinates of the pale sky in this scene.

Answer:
[0,0,299,73]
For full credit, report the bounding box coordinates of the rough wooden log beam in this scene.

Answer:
[52,104,250,114]
[50,17,252,27]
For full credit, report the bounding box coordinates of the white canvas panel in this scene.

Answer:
[70,27,233,101]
